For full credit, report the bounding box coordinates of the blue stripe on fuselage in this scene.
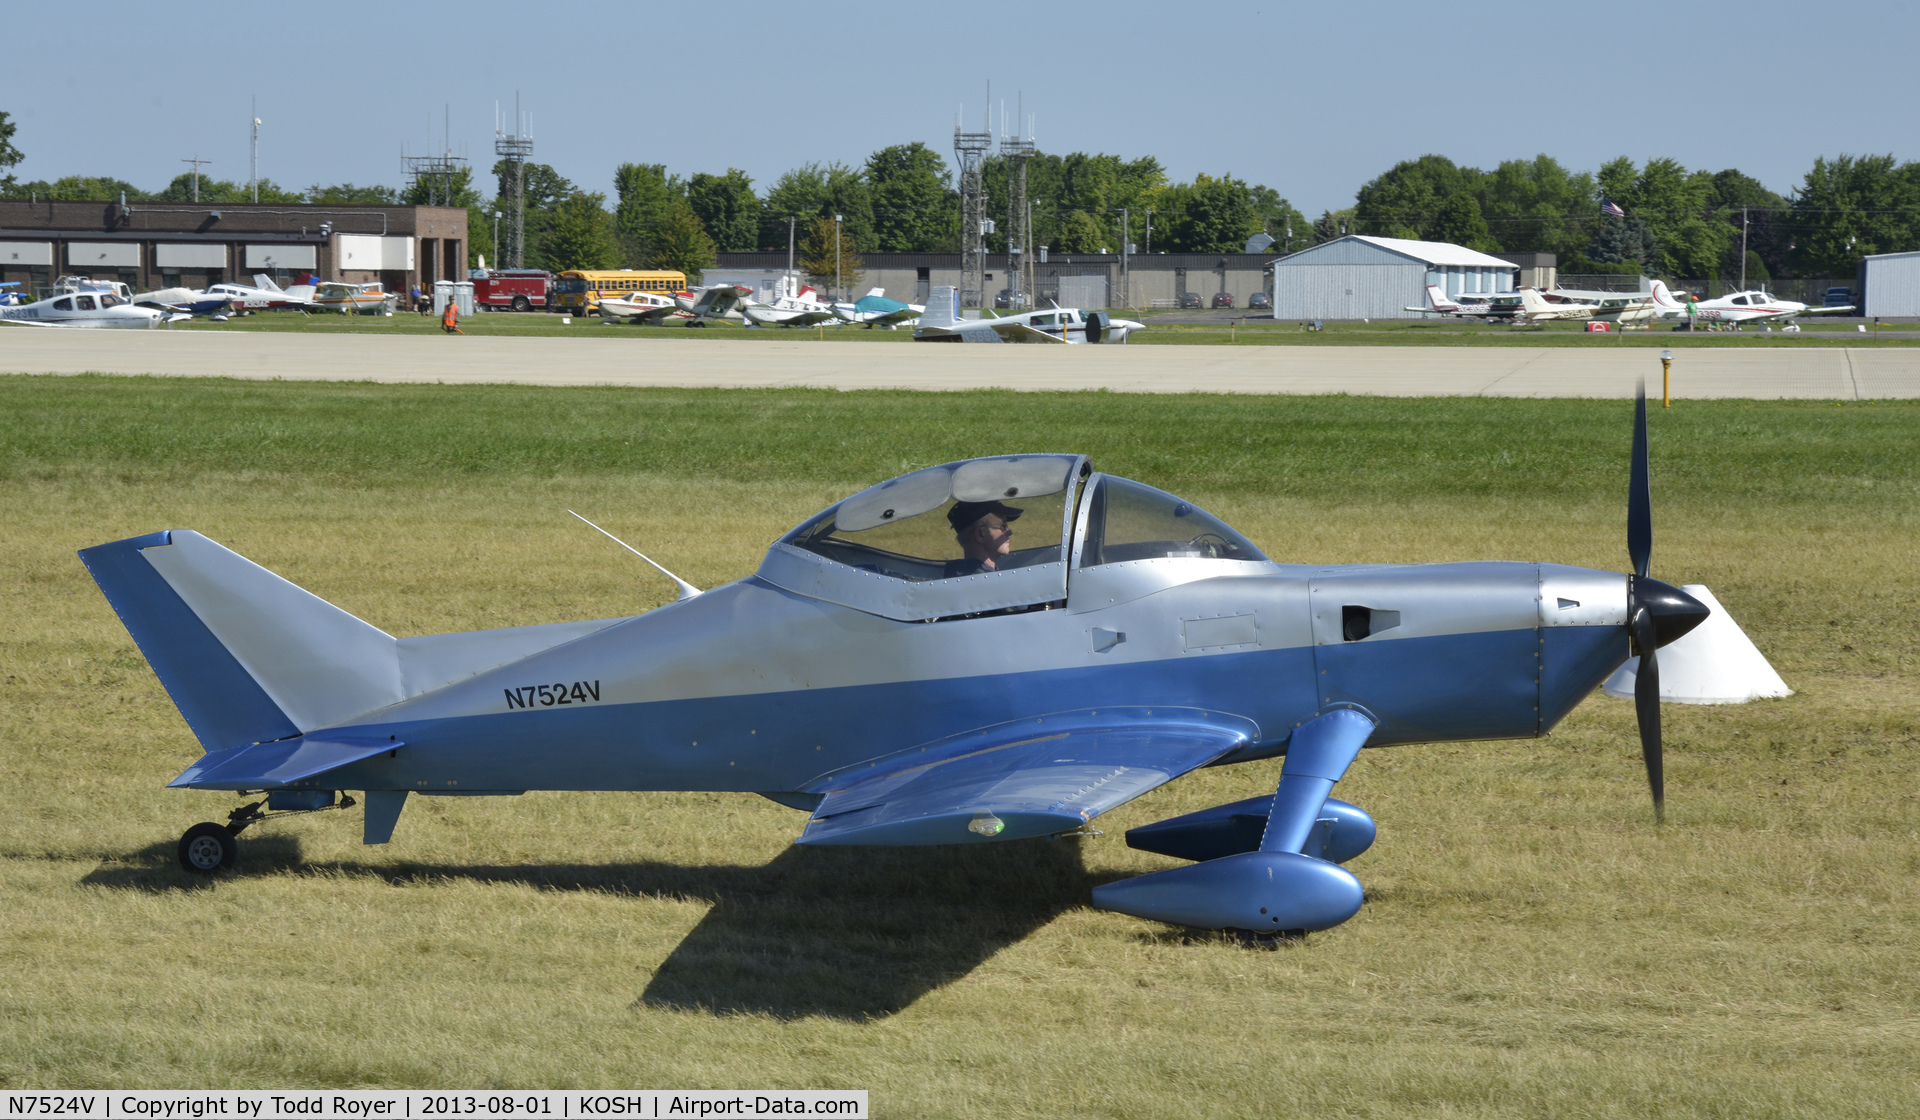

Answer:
[271,623,1617,795]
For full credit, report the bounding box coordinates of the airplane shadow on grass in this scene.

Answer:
[82,833,1119,1021]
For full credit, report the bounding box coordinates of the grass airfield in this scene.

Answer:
[2,376,1916,1116]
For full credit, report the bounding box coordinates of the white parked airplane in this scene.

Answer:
[671,283,754,326]
[0,287,167,328]
[1649,280,1852,325]
[208,274,316,312]
[833,288,925,329]
[913,286,1143,343]
[596,289,684,325]
[743,283,838,328]
[1407,284,1656,325]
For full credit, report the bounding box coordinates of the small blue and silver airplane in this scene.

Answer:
[79,393,1705,936]
[832,287,925,330]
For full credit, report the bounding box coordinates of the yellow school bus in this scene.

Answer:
[553,269,687,314]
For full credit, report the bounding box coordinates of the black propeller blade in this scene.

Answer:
[1629,607,1665,824]
[1628,384,1652,580]
[1626,381,1671,823]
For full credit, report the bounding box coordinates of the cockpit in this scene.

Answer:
[758,454,1266,621]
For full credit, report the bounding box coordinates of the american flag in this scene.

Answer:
[1601,199,1627,218]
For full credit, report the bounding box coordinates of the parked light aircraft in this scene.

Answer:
[0,281,24,306]
[80,393,1705,937]
[833,288,924,329]
[313,282,390,314]
[1649,280,1852,325]
[1407,285,1656,325]
[207,274,316,312]
[743,284,838,328]
[596,289,684,325]
[0,287,166,328]
[913,286,1143,343]
[672,283,754,325]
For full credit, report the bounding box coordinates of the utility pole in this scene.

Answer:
[1144,210,1153,256]
[250,98,260,203]
[1119,208,1130,310]
[1739,206,1749,290]
[181,155,212,202]
[834,214,842,303]
[787,216,796,296]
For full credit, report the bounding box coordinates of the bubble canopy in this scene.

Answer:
[755,454,1264,621]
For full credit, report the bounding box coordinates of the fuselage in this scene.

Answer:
[306,558,1629,797]
[0,289,164,328]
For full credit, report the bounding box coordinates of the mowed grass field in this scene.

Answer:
[2,375,1916,1117]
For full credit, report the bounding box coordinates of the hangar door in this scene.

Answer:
[1059,275,1108,311]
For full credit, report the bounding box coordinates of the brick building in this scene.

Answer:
[0,200,466,297]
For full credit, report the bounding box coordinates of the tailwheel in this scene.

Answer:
[178,822,238,874]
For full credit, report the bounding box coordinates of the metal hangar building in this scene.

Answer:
[1265,235,1519,320]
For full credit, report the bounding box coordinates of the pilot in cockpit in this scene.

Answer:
[943,500,1023,578]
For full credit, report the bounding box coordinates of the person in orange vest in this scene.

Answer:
[442,299,463,335]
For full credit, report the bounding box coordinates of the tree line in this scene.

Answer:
[1344,152,1920,286]
[4,108,1915,285]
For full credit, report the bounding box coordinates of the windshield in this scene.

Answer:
[785,455,1076,583]
[1076,476,1265,566]
[556,278,587,294]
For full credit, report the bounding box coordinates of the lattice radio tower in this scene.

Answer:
[1000,99,1035,309]
[954,97,993,309]
[494,95,535,269]
[403,105,468,210]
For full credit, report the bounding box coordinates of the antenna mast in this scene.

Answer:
[1000,95,1035,310]
[403,104,467,209]
[493,93,535,268]
[954,86,993,309]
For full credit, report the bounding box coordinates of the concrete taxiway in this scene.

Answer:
[3,331,1916,398]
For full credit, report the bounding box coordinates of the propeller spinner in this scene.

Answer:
[1623,385,1711,822]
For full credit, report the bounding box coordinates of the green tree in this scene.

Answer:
[1597,156,1729,280]
[1160,173,1257,253]
[1477,155,1597,258]
[648,197,716,280]
[798,215,862,294]
[867,142,954,251]
[154,174,300,203]
[1311,209,1351,244]
[686,169,759,251]
[1427,192,1494,251]
[1353,155,1487,242]
[761,162,873,251]
[1052,209,1108,253]
[539,191,620,271]
[19,175,147,201]
[612,162,680,267]
[1249,185,1309,252]
[1788,154,1920,275]
[402,166,482,208]
[0,110,22,193]
[306,183,399,204]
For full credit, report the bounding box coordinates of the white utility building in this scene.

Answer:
[1266,235,1519,320]
[1860,250,1920,318]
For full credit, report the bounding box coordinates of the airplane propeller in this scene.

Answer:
[1622,383,1710,824]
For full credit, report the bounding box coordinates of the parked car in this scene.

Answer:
[1248,291,1272,310]
[1211,292,1235,308]
[993,288,1031,310]
[1178,291,1204,309]
[1823,286,1854,309]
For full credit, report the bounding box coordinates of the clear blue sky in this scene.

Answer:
[6,2,1915,217]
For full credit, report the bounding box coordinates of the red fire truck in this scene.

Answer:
[469,269,554,312]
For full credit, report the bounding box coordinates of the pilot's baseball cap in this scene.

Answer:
[947,500,1024,532]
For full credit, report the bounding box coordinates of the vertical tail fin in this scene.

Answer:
[1649,280,1684,310]
[1427,284,1460,312]
[253,274,283,293]
[921,286,960,330]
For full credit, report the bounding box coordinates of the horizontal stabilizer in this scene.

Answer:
[799,708,1257,846]
[169,735,399,790]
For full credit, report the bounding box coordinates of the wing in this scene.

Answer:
[798,708,1258,845]
[169,734,401,790]
[1792,304,1854,315]
[988,319,1068,343]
